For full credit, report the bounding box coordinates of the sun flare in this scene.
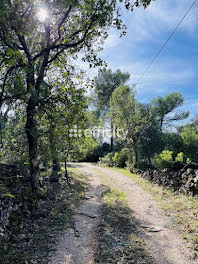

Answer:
[37,7,48,22]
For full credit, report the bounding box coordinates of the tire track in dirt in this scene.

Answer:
[49,165,103,264]
[78,163,196,264]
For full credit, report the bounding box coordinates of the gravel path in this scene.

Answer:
[49,163,196,264]
[49,166,103,264]
[77,163,196,264]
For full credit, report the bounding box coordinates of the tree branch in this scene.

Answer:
[33,9,97,62]
[0,66,16,104]
[48,49,63,64]
[53,5,72,45]
[0,62,25,105]
[16,33,32,63]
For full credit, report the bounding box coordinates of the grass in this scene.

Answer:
[95,186,154,264]
[0,168,87,264]
[108,167,198,257]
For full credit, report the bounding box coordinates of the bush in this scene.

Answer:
[154,150,174,169]
[175,152,184,162]
[113,149,129,168]
[83,143,111,162]
[186,158,191,164]
[98,153,114,167]
[136,160,151,171]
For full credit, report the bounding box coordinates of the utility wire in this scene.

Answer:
[135,0,197,86]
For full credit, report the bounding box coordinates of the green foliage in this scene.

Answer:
[94,68,130,115]
[180,125,198,162]
[69,137,98,162]
[154,150,174,170]
[160,150,173,162]
[175,152,184,163]
[151,93,189,128]
[162,132,183,156]
[98,153,114,167]
[186,158,191,164]
[110,85,153,171]
[0,0,154,189]
[83,143,111,162]
[112,148,129,168]
[136,160,150,171]
[0,107,28,164]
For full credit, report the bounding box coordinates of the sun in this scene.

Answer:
[37,7,48,22]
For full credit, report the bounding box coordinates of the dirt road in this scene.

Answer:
[49,166,103,264]
[49,163,196,264]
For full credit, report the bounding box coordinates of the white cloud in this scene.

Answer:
[133,0,197,39]
[114,0,198,46]
[104,32,122,48]
[106,57,195,96]
[97,0,198,101]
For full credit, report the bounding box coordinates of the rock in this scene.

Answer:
[186,168,195,176]
[184,162,198,170]
[141,162,198,196]
[0,163,21,186]
[172,161,185,171]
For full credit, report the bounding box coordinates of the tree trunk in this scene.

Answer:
[147,151,151,164]
[130,145,137,173]
[52,158,60,174]
[65,159,69,185]
[110,121,114,152]
[48,115,60,181]
[26,97,40,193]
[25,51,50,195]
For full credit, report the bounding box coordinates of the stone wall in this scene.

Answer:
[0,163,37,241]
[141,162,198,197]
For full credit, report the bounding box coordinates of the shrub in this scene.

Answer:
[136,160,150,171]
[83,143,111,162]
[175,152,184,163]
[98,153,114,167]
[154,150,174,169]
[113,149,129,168]
[186,158,191,164]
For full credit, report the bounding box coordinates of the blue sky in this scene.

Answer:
[97,0,198,121]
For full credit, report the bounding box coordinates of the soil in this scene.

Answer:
[49,166,103,264]
[49,163,197,264]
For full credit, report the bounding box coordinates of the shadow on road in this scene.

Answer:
[95,187,156,264]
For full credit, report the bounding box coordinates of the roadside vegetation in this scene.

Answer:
[0,168,87,264]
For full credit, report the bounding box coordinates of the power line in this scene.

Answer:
[135,0,197,86]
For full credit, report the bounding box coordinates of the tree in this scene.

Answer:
[151,93,189,129]
[139,121,163,163]
[190,114,198,130]
[38,70,87,181]
[0,0,154,194]
[110,85,152,172]
[138,93,189,164]
[94,68,130,150]
[94,69,130,114]
[180,125,198,162]
[0,106,28,165]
